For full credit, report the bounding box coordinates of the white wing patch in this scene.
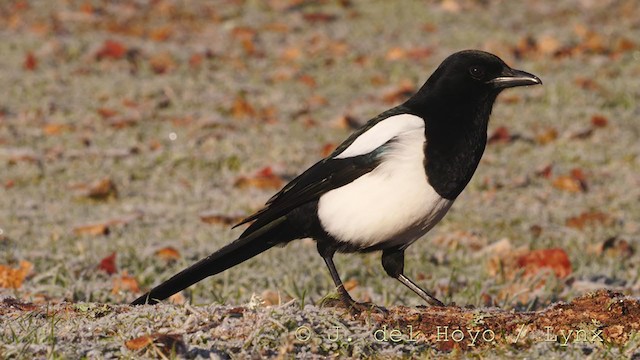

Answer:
[334,114,425,159]
[319,128,454,248]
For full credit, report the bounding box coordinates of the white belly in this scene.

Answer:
[317,129,453,249]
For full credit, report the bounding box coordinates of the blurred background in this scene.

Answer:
[1,0,639,310]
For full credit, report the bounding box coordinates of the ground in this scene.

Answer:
[1,0,639,358]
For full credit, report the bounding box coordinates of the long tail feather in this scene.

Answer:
[131,217,286,305]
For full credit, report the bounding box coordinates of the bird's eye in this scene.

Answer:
[469,65,485,79]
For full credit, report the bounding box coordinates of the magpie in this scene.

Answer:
[131,50,541,309]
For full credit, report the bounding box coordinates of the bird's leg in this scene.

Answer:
[318,243,386,314]
[382,248,444,307]
[321,254,358,307]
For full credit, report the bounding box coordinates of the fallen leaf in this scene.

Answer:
[552,176,582,192]
[381,80,415,104]
[85,178,118,200]
[4,179,15,189]
[535,163,553,178]
[125,335,153,350]
[231,94,256,119]
[234,167,284,190]
[488,126,512,144]
[441,0,461,12]
[385,47,406,61]
[0,260,33,289]
[73,222,110,236]
[155,247,180,262]
[112,271,140,293]
[97,107,118,119]
[591,115,608,128]
[343,279,358,291]
[516,248,572,278]
[321,143,336,157]
[566,211,613,229]
[149,26,172,42]
[189,53,203,68]
[298,74,316,87]
[43,123,70,135]
[149,53,175,74]
[537,35,561,55]
[535,127,558,145]
[98,253,117,275]
[168,293,186,305]
[302,12,337,23]
[96,40,127,60]
[199,212,245,225]
[332,114,361,129]
[23,52,37,71]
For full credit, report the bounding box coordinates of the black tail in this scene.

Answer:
[131,217,287,305]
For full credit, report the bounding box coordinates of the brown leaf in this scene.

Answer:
[0,260,33,289]
[381,80,415,104]
[321,143,336,157]
[516,248,572,278]
[441,0,461,12]
[199,212,245,225]
[537,35,561,55]
[385,47,406,61]
[189,53,203,68]
[97,107,118,119]
[125,335,153,350]
[566,211,613,229]
[149,26,172,42]
[108,117,138,129]
[488,126,512,144]
[298,74,316,87]
[234,166,283,190]
[332,115,361,130]
[98,253,117,275]
[149,53,175,74]
[43,123,70,135]
[535,127,558,145]
[73,222,110,236]
[591,115,608,128]
[302,12,337,23]
[155,247,180,262]
[343,279,358,291]
[23,52,37,71]
[231,94,256,119]
[96,40,127,60]
[85,178,118,200]
[280,47,302,62]
[552,176,583,193]
[112,271,140,293]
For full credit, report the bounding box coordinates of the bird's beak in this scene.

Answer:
[487,68,542,89]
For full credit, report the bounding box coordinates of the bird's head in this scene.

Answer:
[407,50,541,114]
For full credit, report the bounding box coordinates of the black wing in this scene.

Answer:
[234,147,388,237]
[234,105,412,237]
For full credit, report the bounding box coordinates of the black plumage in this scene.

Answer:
[131,50,541,309]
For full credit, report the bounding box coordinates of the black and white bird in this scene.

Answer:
[131,50,541,309]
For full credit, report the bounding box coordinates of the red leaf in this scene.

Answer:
[591,115,608,128]
[516,248,572,278]
[488,126,511,144]
[23,52,37,71]
[96,40,127,60]
[98,253,117,275]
